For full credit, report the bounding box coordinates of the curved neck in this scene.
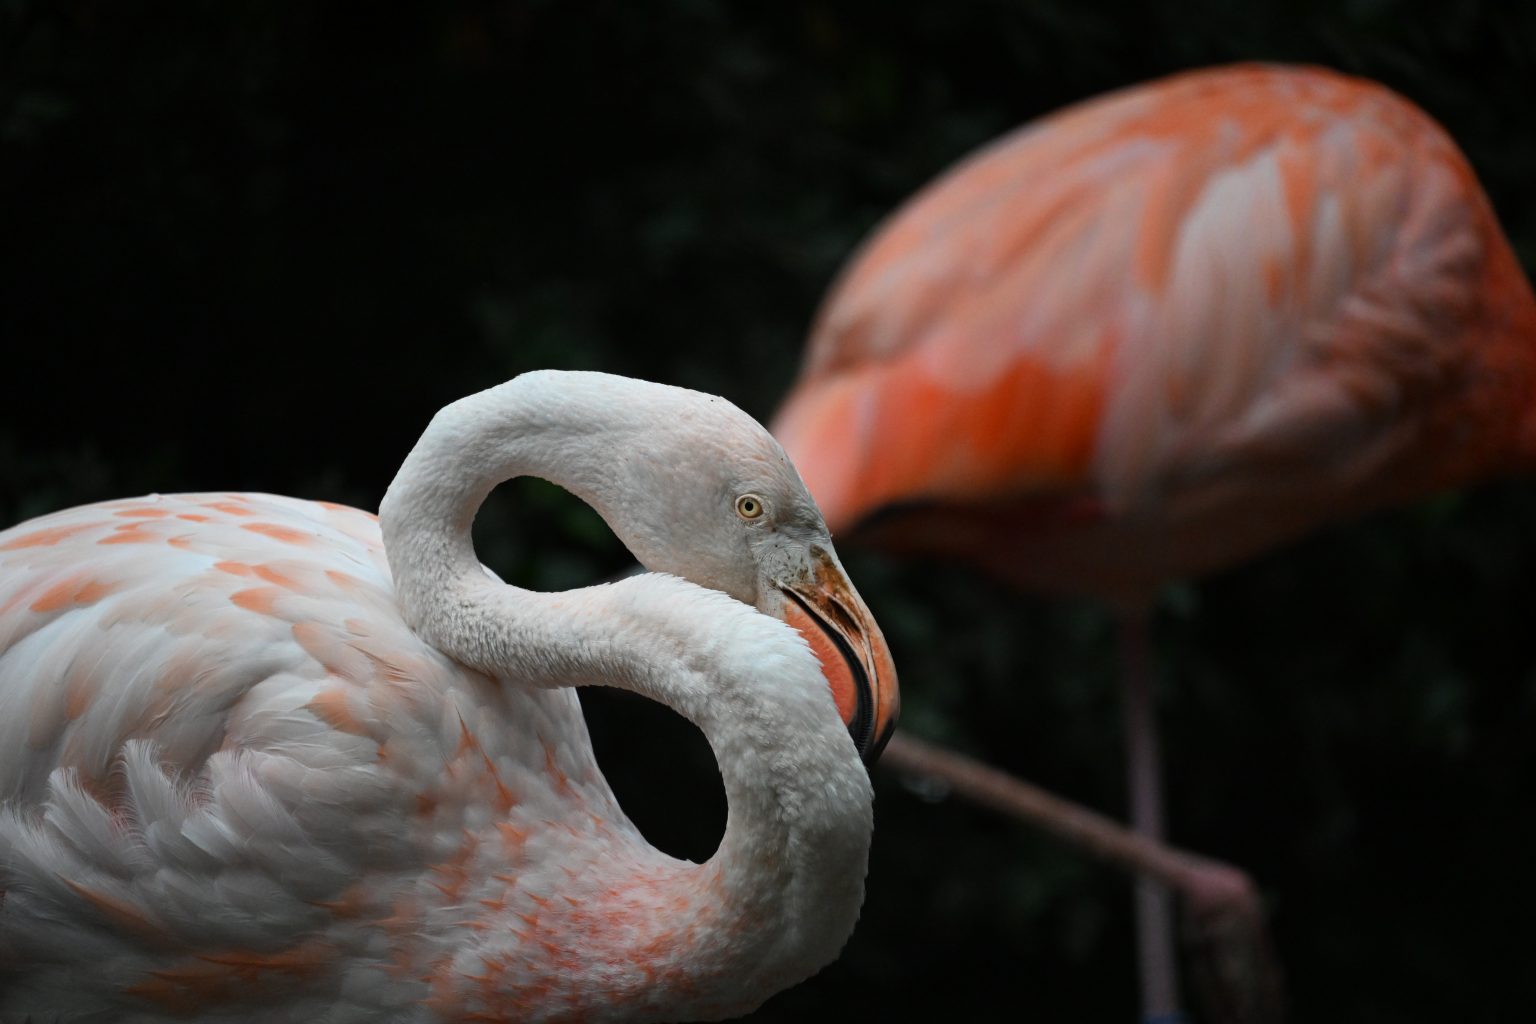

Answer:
[378,373,873,1015]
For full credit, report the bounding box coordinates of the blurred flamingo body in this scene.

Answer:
[776,64,1536,601]
[774,64,1536,1019]
[0,372,898,1022]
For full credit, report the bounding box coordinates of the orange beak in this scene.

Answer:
[777,547,900,764]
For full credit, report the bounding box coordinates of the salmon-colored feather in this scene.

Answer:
[775,64,1536,599]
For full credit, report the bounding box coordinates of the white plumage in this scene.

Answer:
[0,371,898,1022]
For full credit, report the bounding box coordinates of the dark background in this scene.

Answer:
[4,2,1535,1021]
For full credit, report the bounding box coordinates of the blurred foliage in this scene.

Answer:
[3,1,1535,1021]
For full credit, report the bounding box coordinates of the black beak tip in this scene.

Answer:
[858,717,897,767]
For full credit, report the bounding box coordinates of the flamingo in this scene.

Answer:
[0,370,899,1022]
[773,63,1536,1020]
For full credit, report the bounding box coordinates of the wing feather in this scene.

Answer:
[0,492,615,1015]
[775,64,1501,530]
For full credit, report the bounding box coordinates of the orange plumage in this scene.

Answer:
[775,64,1536,603]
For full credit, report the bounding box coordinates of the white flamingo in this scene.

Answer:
[0,370,899,1022]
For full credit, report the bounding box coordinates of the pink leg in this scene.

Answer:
[1119,608,1181,1022]
[879,733,1284,1024]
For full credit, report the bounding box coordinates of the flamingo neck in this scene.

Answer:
[378,372,873,1018]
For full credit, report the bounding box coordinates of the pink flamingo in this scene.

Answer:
[774,63,1536,1021]
[0,371,898,1021]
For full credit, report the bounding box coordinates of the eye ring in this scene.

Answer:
[735,494,765,520]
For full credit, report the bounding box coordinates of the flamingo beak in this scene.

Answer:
[777,546,900,764]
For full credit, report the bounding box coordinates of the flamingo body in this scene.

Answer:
[774,64,1536,600]
[0,373,899,1022]
[1,493,613,1019]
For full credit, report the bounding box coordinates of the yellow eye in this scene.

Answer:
[735,494,765,520]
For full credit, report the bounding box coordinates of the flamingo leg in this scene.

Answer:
[879,731,1284,1024]
[1118,607,1183,1022]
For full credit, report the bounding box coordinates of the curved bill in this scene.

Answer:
[777,546,900,764]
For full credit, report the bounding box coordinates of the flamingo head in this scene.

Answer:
[569,376,901,763]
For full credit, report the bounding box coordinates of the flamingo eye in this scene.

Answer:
[735,494,765,520]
